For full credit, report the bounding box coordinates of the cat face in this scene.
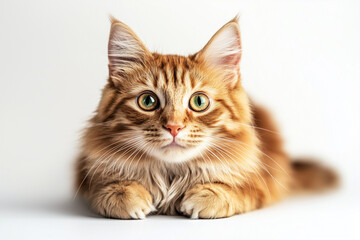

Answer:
[94,17,251,164]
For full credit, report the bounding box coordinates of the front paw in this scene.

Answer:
[91,181,155,219]
[180,184,236,219]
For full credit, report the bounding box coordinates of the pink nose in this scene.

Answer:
[163,124,184,137]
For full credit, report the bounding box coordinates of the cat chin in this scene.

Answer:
[151,147,200,164]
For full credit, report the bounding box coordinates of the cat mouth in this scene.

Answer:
[161,140,186,149]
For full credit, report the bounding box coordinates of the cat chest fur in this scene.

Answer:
[107,161,227,215]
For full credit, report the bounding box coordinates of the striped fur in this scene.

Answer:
[75,17,337,219]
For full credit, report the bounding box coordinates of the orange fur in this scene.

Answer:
[75,17,337,219]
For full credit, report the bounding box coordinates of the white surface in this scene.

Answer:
[1,192,358,240]
[0,0,359,239]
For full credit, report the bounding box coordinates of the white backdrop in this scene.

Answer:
[0,0,359,239]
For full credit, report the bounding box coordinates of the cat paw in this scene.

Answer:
[180,184,235,219]
[91,181,156,219]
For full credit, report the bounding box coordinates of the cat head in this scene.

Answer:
[92,17,253,164]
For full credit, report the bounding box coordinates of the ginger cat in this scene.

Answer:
[75,17,337,219]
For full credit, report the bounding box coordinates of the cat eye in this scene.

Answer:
[189,92,210,112]
[137,91,160,111]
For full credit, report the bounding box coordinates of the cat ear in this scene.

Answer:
[108,17,151,79]
[195,17,242,88]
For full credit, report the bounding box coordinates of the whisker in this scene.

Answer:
[73,140,124,200]
[105,137,143,171]
[89,137,143,188]
[213,139,288,193]
[238,122,280,135]
[105,137,144,175]
[212,136,290,177]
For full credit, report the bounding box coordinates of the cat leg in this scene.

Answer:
[90,181,155,219]
[180,183,264,219]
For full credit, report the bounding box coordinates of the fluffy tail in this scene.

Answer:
[291,158,339,193]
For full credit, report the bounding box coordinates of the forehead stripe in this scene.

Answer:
[152,70,158,88]
[163,67,169,84]
[189,72,196,89]
[173,65,178,87]
[180,66,186,85]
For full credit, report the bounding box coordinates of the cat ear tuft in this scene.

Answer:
[108,18,150,78]
[195,17,242,88]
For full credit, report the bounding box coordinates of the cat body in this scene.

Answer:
[75,17,336,219]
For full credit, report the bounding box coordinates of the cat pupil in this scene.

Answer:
[145,95,153,106]
[196,96,203,106]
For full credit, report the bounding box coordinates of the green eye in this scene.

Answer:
[189,92,210,112]
[137,92,159,111]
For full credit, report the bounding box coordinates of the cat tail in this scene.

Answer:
[291,158,339,193]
